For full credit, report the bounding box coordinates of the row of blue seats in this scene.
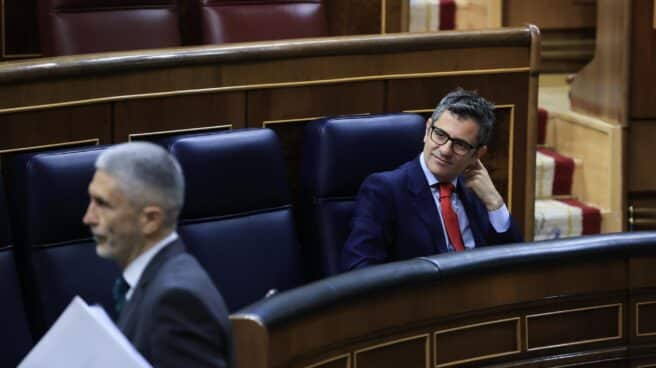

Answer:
[0,113,426,366]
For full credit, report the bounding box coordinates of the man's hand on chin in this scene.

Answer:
[463,159,504,211]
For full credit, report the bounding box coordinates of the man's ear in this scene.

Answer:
[425,117,433,130]
[141,206,165,236]
[475,145,488,160]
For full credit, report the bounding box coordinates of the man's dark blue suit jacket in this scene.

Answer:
[341,158,523,271]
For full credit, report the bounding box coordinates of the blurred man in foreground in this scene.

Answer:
[83,142,233,367]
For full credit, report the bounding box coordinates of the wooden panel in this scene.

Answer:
[248,81,385,190]
[631,256,656,289]
[266,259,626,367]
[354,335,428,368]
[526,304,622,351]
[456,0,502,30]
[0,0,3,59]
[113,92,245,142]
[543,111,624,232]
[558,361,624,368]
[503,0,596,29]
[325,0,381,36]
[0,51,530,112]
[3,0,40,57]
[488,105,512,206]
[0,29,532,110]
[0,104,111,150]
[507,357,624,368]
[305,354,350,368]
[248,82,384,123]
[220,48,529,87]
[636,302,656,337]
[384,0,404,34]
[628,196,656,230]
[0,66,225,110]
[233,248,646,368]
[628,121,656,192]
[630,0,656,119]
[231,318,268,368]
[394,0,591,73]
[387,72,530,235]
[434,318,520,367]
[540,29,595,73]
[570,0,631,124]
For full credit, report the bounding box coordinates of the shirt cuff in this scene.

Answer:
[488,204,511,233]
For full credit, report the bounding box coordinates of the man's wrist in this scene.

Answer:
[484,194,504,212]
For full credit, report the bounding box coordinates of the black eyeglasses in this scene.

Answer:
[429,126,477,155]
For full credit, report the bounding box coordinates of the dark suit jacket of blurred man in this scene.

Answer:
[118,238,234,368]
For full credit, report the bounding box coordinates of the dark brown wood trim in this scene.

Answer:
[0,27,532,83]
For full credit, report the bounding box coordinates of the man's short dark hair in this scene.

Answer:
[431,89,495,146]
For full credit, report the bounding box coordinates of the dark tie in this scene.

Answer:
[112,276,130,317]
[438,183,465,252]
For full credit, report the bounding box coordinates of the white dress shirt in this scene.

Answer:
[122,231,179,300]
[419,154,510,250]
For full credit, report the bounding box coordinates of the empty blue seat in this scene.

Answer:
[0,173,12,247]
[298,113,426,278]
[0,247,33,366]
[168,129,304,311]
[3,146,120,334]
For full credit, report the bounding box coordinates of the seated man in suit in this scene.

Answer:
[82,142,233,367]
[342,89,523,271]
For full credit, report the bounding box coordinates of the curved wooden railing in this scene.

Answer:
[232,232,656,368]
[0,26,539,238]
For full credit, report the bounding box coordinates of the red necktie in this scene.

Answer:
[438,183,465,252]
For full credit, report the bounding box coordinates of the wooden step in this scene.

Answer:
[538,77,624,233]
[536,148,582,197]
[534,199,602,240]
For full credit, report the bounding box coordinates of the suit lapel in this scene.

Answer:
[118,239,185,334]
[406,159,447,254]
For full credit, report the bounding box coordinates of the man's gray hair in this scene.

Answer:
[431,89,496,146]
[95,142,185,229]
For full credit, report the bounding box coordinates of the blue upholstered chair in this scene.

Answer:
[298,113,426,278]
[3,146,120,335]
[167,129,304,311]
[0,173,12,247]
[0,176,30,364]
[0,247,33,366]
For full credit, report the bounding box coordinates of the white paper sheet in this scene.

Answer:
[19,296,151,368]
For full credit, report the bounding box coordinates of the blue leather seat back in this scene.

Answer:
[179,209,301,311]
[6,148,100,245]
[299,113,426,277]
[169,129,303,311]
[0,248,33,366]
[31,240,118,324]
[3,146,119,332]
[0,174,12,246]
